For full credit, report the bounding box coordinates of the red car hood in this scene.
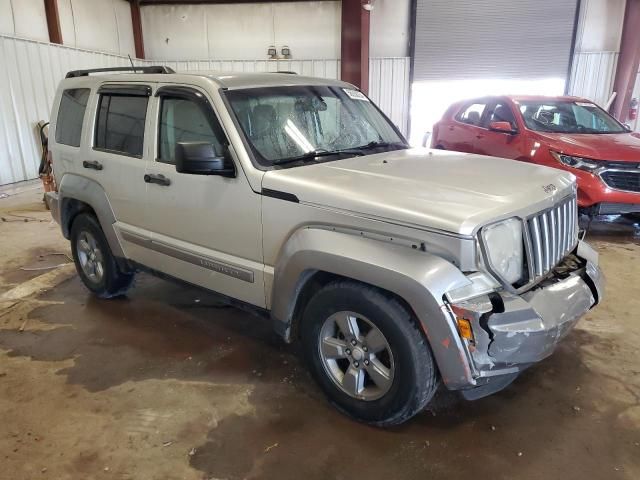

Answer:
[533,131,640,161]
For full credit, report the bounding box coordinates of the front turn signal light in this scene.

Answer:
[456,317,474,342]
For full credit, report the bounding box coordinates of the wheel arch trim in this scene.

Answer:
[271,227,476,389]
[58,173,126,262]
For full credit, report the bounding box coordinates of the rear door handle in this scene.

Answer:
[82,160,103,170]
[144,173,171,186]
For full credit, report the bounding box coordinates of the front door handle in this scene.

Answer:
[144,173,171,186]
[82,160,103,170]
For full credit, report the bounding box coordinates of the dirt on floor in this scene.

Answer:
[1,183,639,480]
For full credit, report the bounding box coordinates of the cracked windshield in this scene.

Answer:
[226,85,406,166]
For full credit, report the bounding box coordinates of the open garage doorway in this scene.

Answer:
[410,0,579,145]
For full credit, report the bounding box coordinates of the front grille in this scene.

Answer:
[525,195,578,279]
[597,202,640,215]
[600,170,640,193]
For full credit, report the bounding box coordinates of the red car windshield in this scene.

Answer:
[518,100,626,134]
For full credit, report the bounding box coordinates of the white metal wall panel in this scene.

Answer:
[0,0,14,36]
[568,52,619,107]
[0,0,50,42]
[56,0,134,56]
[141,2,341,61]
[114,0,136,57]
[414,0,578,81]
[0,35,133,185]
[273,2,341,60]
[149,58,341,79]
[368,57,410,135]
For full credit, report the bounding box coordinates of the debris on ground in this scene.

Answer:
[517,452,523,457]
[20,253,72,271]
[19,317,29,332]
[188,447,197,456]
[264,442,279,453]
[162,441,173,447]
[573,405,581,413]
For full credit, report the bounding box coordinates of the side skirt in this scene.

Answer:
[129,261,271,323]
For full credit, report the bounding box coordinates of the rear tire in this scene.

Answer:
[300,280,438,426]
[70,213,134,298]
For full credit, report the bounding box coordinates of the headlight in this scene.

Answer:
[550,152,601,172]
[481,217,524,284]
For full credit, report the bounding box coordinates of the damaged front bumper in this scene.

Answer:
[448,241,604,400]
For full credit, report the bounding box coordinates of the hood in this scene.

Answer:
[262,148,575,236]
[533,131,640,161]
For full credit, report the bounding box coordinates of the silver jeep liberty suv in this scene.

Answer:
[47,66,604,426]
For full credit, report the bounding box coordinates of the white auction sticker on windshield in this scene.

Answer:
[575,101,596,107]
[343,89,369,101]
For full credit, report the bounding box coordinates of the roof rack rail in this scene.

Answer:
[65,66,175,79]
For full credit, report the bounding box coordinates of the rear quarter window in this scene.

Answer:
[456,102,486,126]
[55,88,90,147]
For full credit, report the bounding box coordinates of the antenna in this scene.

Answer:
[128,54,136,71]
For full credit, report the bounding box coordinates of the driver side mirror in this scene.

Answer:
[623,123,632,132]
[175,142,235,177]
[489,121,517,135]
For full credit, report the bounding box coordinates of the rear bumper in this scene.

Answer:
[449,243,603,398]
[45,191,61,225]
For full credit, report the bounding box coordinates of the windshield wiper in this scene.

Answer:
[272,149,364,166]
[349,140,409,152]
[272,141,408,166]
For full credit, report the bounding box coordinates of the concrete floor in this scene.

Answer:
[1,182,639,480]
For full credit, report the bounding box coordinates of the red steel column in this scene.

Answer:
[44,0,63,44]
[130,0,146,59]
[341,0,370,93]
[611,0,640,121]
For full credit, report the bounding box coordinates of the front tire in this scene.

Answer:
[70,213,134,298]
[301,281,438,426]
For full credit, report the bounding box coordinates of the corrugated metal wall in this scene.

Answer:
[0,34,138,186]
[0,35,410,185]
[567,51,619,107]
[369,57,410,136]
[147,58,342,80]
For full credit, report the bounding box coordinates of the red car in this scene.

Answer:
[431,95,640,216]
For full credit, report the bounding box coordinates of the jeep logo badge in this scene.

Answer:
[542,184,557,194]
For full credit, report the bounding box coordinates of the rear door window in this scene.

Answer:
[55,88,90,147]
[94,90,149,157]
[457,103,486,126]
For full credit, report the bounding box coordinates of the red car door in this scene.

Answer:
[473,100,524,160]
[440,101,488,153]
